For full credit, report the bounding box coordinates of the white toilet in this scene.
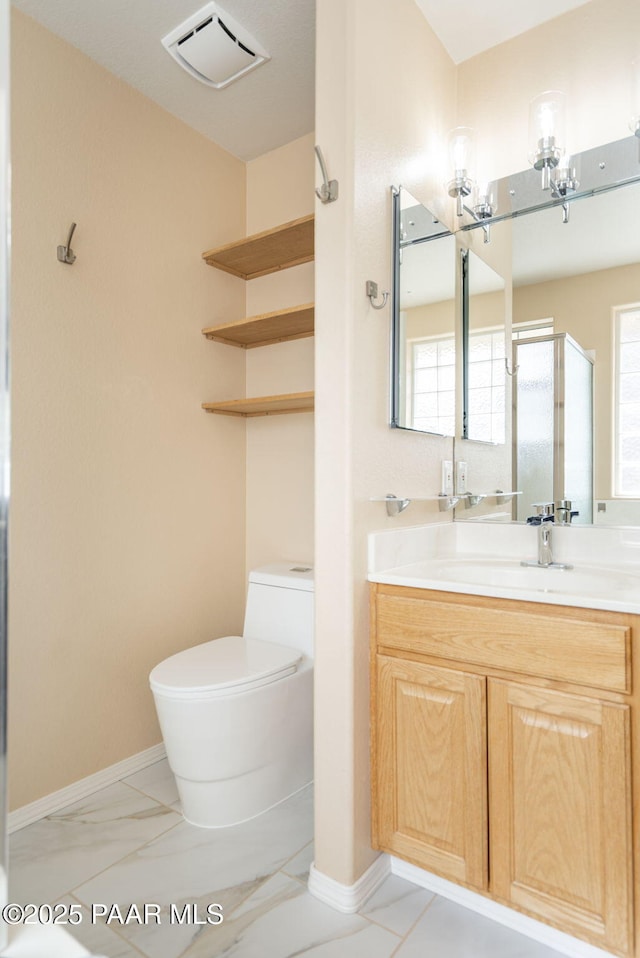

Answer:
[149,563,314,828]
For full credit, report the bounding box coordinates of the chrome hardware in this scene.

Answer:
[530,501,555,519]
[463,492,487,508]
[384,494,410,517]
[314,145,339,204]
[555,499,579,524]
[438,495,460,512]
[57,222,77,265]
[366,280,390,310]
[523,502,572,569]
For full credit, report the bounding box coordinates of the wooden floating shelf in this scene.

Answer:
[202,391,314,418]
[202,215,315,280]
[202,303,314,349]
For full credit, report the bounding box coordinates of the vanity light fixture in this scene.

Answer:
[445,130,495,240]
[472,180,497,221]
[529,90,579,221]
[529,90,567,190]
[550,152,580,222]
[447,127,476,217]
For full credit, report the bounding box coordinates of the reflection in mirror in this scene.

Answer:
[391,187,455,435]
[462,249,506,443]
[514,333,593,523]
[510,181,640,526]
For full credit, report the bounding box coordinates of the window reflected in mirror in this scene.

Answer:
[462,249,507,444]
[392,187,455,435]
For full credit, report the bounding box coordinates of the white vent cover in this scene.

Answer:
[162,2,270,90]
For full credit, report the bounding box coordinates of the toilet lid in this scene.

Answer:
[149,635,302,698]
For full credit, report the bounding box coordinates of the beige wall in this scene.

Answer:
[457,0,640,181]
[514,263,640,499]
[314,0,456,885]
[9,11,248,808]
[245,134,315,571]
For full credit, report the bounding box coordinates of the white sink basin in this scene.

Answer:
[371,555,640,613]
[418,558,640,596]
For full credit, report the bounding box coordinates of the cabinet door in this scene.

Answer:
[373,655,488,890]
[489,680,632,956]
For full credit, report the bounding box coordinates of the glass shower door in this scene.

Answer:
[514,333,593,523]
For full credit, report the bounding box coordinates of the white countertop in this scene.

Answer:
[368,523,640,615]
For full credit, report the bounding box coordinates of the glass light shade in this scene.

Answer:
[528,91,567,168]
[474,180,497,218]
[630,57,640,136]
[448,127,476,178]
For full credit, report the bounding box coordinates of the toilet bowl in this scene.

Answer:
[149,563,313,828]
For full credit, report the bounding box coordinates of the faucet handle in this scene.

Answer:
[531,502,555,518]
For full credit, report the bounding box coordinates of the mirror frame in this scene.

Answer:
[391,135,640,441]
[390,186,454,434]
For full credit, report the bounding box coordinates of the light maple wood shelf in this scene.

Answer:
[202,391,314,418]
[202,303,314,349]
[202,215,315,280]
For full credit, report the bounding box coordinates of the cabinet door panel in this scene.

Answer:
[373,655,487,890]
[489,680,632,955]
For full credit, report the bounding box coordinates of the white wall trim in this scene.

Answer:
[308,855,390,913]
[391,858,616,958]
[8,743,166,834]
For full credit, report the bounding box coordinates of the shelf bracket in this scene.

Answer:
[385,494,410,517]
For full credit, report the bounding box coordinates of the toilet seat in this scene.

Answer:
[149,635,302,700]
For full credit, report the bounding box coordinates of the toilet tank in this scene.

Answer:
[243,563,314,658]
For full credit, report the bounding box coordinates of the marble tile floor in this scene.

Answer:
[9,759,567,958]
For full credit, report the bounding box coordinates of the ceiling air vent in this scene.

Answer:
[162,2,270,90]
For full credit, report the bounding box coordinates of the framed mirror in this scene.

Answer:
[391,187,455,435]
[461,247,507,443]
[455,135,640,527]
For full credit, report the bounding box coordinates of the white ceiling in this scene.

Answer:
[413,0,595,64]
[11,0,597,161]
[11,0,316,160]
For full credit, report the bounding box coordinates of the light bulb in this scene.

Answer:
[528,91,566,169]
[448,127,476,177]
[447,127,476,216]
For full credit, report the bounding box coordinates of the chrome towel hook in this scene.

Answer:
[366,280,389,310]
[57,222,77,265]
[314,146,338,204]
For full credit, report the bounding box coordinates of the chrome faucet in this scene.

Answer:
[522,502,572,569]
[555,499,579,524]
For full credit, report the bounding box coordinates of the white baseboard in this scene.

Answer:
[8,743,166,834]
[391,857,616,958]
[307,854,390,913]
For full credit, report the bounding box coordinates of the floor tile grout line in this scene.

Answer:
[66,891,152,958]
[68,816,185,905]
[117,778,181,816]
[66,777,314,927]
[383,891,442,958]
[61,771,186,903]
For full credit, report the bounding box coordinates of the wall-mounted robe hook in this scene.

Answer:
[366,280,389,310]
[314,146,338,204]
[505,358,519,377]
[57,222,77,265]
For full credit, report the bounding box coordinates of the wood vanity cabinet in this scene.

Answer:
[370,583,637,957]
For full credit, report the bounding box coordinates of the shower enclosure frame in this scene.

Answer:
[512,331,594,523]
[1,0,10,946]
